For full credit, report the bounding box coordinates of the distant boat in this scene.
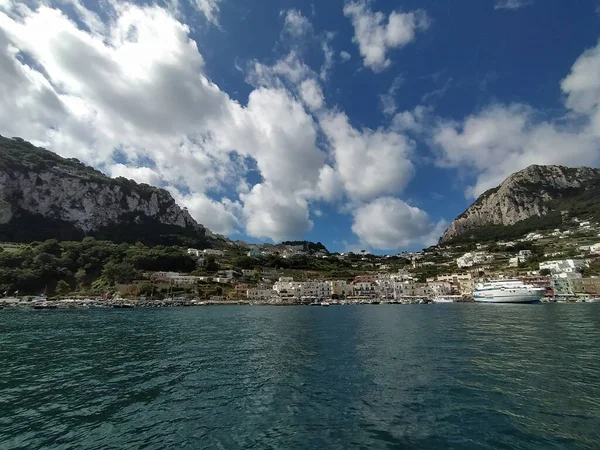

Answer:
[320,301,330,307]
[474,280,545,304]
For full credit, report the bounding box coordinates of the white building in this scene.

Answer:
[456,252,494,268]
[352,281,379,298]
[427,281,453,296]
[203,249,224,256]
[273,278,330,299]
[246,287,274,301]
[393,281,434,298]
[187,248,202,257]
[169,275,204,286]
[217,269,236,280]
[539,259,588,275]
[590,243,600,254]
[510,250,533,267]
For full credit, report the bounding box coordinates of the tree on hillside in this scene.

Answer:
[205,255,220,272]
[55,280,71,296]
[75,269,87,288]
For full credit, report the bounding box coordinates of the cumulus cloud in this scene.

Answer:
[343,0,430,72]
[432,41,600,197]
[0,2,331,240]
[174,192,241,236]
[494,0,533,10]
[340,50,351,61]
[319,111,415,201]
[241,183,313,241]
[352,197,446,249]
[0,0,441,249]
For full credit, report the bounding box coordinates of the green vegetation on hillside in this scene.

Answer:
[0,238,197,295]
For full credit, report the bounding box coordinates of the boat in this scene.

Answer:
[320,301,330,307]
[432,297,455,303]
[473,280,545,304]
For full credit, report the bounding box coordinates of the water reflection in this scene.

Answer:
[1,305,599,449]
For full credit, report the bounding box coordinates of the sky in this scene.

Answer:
[1,0,600,254]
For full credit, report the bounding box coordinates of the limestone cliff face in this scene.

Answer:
[0,136,207,242]
[440,165,600,243]
[0,169,200,231]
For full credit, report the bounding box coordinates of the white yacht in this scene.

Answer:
[473,280,545,304]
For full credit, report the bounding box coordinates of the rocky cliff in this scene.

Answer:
[440,165,600,244]
[0,135,215,245]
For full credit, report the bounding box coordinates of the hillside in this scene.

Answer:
[440,165,600,244]
[0,136,225,247]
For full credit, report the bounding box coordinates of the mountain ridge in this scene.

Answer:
[0,135,226,247]
[440,164,600,244]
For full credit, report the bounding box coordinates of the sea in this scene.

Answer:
[1,304,599,449]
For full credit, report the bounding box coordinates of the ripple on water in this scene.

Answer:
[0,305,599,449]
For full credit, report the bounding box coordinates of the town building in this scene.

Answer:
[203,249,225,256]
[570,278,600,296]
[352,281,379,298]
[393,281,434,298]
[456,252,494,268]
[552,278,575,296]
[246,287,275,301]
[328,280,353,297]
[427,281,453,296]
[234,284,248,295]
[539,259,588,275]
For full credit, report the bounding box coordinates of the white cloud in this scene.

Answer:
[561,41,600,127]
[316,165,344,201]
[352,197,446,250]
[343,0,430,72]
[391,105,432,133]
[282,9,311,38]
[0,1,436,249]
[319,111,415,201]
[248,51,312,87]
[192,0,222,25]
[379,75,403,115]
[0,3,331,242]
[494,0,533,10]
[433,39,600,198]
[299,78,324,110]
[110,164,163,186]
[340,50,351,61]
[241,183,313,241]
[320,34,335,80]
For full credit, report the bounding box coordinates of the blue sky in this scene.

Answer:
[1,0,600,253]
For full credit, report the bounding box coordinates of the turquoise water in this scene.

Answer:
[1,304,600,449]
